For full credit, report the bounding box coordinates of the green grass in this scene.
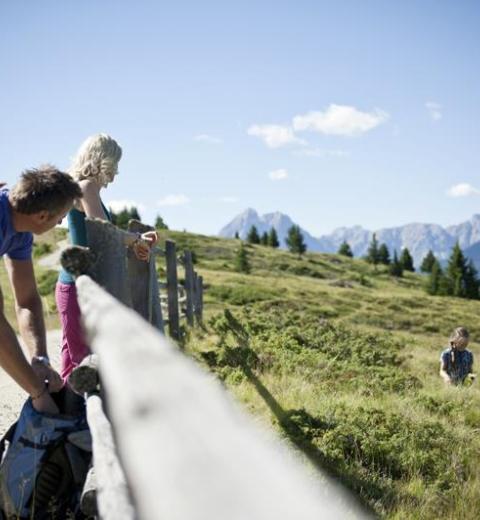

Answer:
[153,230,480,519]
[3,227,477,518]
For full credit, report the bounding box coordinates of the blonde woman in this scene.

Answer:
[440,327,475,385]
[56,134,157,383]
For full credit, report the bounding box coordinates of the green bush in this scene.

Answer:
[37,270,58,296]
[33,242,52,258]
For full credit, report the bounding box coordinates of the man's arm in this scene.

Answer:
[4,256,62,392]
[4,256,47,358]
[0,284,58,413]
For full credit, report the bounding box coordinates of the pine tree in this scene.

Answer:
[235,243,250,273]
[400,248,415,272]
[426,259,443,295]
[247,225,260,244]
[268,227,280,248]
[109,206,141,230]
[155,214,168,229]
[464,260,480,299]
[366,233,380,265]
[446,242,467,297]
[420,250,436,273]
[338,241,353,257]
[389,250,403,277]
[286,225,307,257]
[378,244,391,265]
[260,231,269,246]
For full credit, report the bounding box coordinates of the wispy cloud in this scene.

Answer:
[294,148,350,158]
[157,194,190,207]
[269,168,288,181]
[194,134,223,144]
[247,124,306,148]
[219,196,238,203]
[425,101,442,121]
[447,183,480,197]
[293,104,389,136]
[107,199,146,213]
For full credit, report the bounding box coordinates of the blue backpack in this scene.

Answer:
[0,396,91,519]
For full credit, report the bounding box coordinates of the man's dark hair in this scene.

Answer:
[9,165,82,215]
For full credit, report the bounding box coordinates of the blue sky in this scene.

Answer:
[1,1,479,236]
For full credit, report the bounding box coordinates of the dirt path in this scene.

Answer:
[37,239,69,271]
[0,330,62,436]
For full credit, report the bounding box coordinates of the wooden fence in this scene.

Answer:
[61,218,203,341]
[61,218,366,520]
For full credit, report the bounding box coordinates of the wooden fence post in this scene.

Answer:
[85,219,131,307]
[127,220,164,332]
[165,240,180,340]
[195,274,203,323]
[183,251,195,326]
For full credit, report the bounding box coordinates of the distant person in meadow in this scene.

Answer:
[439,327,475,385]
[57,134,158,389]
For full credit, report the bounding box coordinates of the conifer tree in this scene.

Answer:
[464,260,480,299]
[426,259,444,295]
[446,242,467,297]
[268,227,280,248]
[400,248,415,272]
[155,214,168,229]
[420,250,436,273]
[366,233,380,265]
[110,206,141,230]
[389,250,403,277]
[338,241,353,257]
[247,225,260,244]
[286,225,307,257]
[378,244,391,265]
[235,243,250,274]
[260,231,269,246]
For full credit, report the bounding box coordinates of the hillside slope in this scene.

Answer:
[157,230,480,520]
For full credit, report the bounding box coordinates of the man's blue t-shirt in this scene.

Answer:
[0,189,33,260]
[440,347,474,384]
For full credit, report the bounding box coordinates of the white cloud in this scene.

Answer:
[425,101,442,121]
[293,104,389,136]
[157,194,190,207]
[107,199,146,213]
[219,196,238,203]
[247,124,306,148]
[194,134,223,144]
[447,183,480,198]
[269,168,288,181]
[294,148,350,158]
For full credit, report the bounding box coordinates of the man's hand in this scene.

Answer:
[32,390,59,414]
[31,357,63,392]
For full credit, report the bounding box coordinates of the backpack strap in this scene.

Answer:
[0,422,18,461]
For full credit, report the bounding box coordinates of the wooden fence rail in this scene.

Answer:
[74,275,364,520]
[61,218,203,339]
[61,218,364,519]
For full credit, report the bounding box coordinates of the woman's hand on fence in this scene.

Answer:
[132,231,158,262]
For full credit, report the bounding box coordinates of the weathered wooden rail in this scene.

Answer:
[62,218,366,519]
[61,218,203,340]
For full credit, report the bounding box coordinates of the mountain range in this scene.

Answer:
[219,209,480,269]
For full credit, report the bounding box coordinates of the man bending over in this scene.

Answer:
[0,165,81,414]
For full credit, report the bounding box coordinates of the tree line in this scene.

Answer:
[242,224,307,256]
[338,234,480,299]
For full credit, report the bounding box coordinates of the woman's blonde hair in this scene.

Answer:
[69,134,122,186]
[449,327,470,347]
